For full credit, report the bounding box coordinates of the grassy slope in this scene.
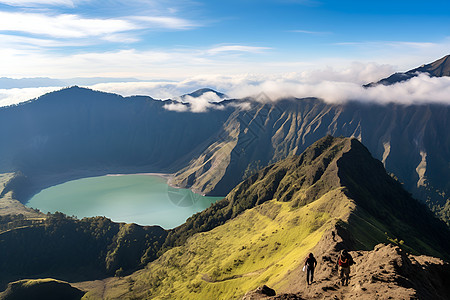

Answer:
[81,188,354,299]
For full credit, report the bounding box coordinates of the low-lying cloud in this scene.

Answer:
[1,68,450,111]
[227,73,450,105]
[0,86,62,107]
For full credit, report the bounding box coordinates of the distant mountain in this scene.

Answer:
[0,77,66,89]
[79,136,450,299]
[365,54,450,87]
[179,88,228,100]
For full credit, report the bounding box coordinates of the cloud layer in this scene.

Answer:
[1,67,450,112]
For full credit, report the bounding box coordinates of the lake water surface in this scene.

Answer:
[27,174,223,229]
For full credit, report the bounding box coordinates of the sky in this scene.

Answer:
[1,0,450,105]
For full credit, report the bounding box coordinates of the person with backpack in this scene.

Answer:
[304,253,317,285]
[336,249,355,286]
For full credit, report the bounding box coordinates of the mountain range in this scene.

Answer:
[2,55,449,224]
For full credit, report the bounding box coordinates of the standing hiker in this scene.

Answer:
[336,249,354,286]
[304,253,317,285]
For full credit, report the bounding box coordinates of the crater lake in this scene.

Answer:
[27,174,223,229]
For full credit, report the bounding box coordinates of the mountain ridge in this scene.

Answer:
[364,54,450,87]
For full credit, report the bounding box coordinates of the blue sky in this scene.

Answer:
[0,0,450,105]
[1,0,449,78]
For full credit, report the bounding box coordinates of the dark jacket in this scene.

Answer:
[305,256,317,268]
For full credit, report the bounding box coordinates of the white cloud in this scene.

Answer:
[290,29,330,35]
[297,62,395,85]
[0,11,198,44]
[163,102,188,112]
[0,11,136,38]
[207,45,271,55]
[0,86,62,107]
[132,16,198,30]
[226,73,450,105]
[0,0,76,6]
[181,92,225,113]
[0,33,90,48]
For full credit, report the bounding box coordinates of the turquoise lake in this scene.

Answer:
[27,174,223,229]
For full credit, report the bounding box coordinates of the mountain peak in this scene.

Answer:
[181,88,227,100]
[365,54,450,87]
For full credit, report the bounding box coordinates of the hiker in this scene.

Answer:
[336,249,354,286]
[304,253,317,285]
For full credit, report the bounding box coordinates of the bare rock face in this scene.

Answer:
[0,278,85,300]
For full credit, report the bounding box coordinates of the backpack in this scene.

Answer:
[338,254,354,267]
